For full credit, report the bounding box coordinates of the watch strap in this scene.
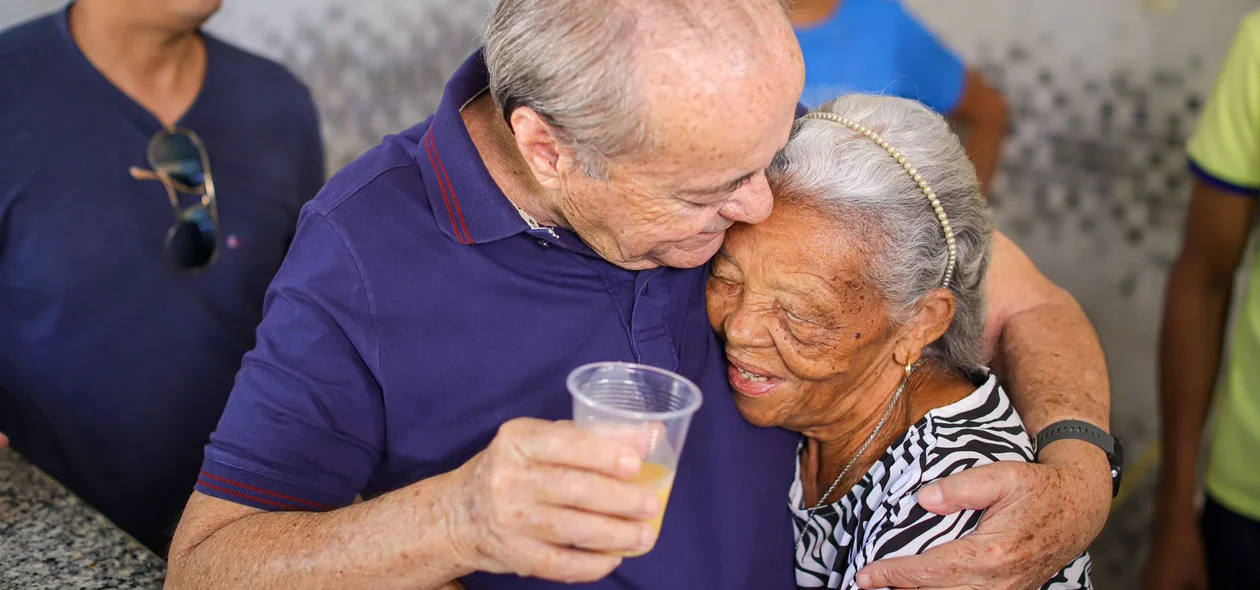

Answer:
[1034,420,1116,459]
[1035,419,1124,498]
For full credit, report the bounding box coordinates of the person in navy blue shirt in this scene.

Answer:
[790,0,1008,194]
[0,0,323,554]
[168,1,1113,588]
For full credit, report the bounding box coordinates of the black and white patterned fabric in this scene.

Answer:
[790,374,1093,589]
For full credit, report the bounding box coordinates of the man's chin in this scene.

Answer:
[653,235,726,269]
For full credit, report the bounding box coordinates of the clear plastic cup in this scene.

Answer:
[567,362,703,557]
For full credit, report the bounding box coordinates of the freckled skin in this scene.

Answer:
[706,201,974,502]
[557,2,806,271]
[706,201,967,429]
[708,203,886,428]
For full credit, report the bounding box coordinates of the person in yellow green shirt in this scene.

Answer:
[1144,10,1260,590]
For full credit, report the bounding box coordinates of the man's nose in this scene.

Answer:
[719,175,774,225]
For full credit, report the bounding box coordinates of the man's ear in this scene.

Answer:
[509,106,571,190]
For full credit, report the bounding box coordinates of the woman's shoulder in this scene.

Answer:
[840,376,1091,585]
[915,374,1036,475]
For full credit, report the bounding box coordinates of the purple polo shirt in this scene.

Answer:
[199,51,798,589]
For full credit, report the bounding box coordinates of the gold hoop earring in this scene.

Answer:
[905,362,914,377]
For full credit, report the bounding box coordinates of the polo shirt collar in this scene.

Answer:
[419,49,531,245]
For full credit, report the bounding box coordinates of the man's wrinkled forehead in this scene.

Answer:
[586,0,801,185]
[639,9,800,128]
[643,80,799,178]
[647,4,799,100]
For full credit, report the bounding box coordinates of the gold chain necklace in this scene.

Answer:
[795,363,914,549]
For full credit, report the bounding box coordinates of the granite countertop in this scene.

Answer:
[0,448,166,589]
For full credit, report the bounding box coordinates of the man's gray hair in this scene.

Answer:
[768,94,993,372]
[483,0,791,179]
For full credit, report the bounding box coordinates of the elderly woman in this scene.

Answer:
[706,95,1092,589]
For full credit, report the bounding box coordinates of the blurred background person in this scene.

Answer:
[1143,10,1260,590]
[0,0,323,554]
[788,0,1008,194]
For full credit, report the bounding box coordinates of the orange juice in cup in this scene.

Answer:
[628,462,675,556]
[567,362,703,557]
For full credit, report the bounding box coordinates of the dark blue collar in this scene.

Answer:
[418,50,535,246]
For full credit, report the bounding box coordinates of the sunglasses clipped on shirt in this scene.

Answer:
[129,127,220,272]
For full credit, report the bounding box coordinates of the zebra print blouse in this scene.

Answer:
[790,375,1093,589]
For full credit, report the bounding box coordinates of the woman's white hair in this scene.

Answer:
[768,94,993,372]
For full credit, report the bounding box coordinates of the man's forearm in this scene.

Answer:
[998,284,1110,434]
[1155,268,1230,520]
[167,472,471,589]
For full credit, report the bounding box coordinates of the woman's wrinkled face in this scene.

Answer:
[706,201,899,430]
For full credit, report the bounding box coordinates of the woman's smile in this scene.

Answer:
[726,354,786,397]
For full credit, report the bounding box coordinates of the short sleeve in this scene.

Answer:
[196,211,384,512]
[892,2,967,114]
[1187,12,1260,196]
[847,387,1034,583]
[856,475,983,567]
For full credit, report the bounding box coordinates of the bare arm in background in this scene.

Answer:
[1140,182,1254,590]
[858,231,1113,590]
[952,69,1009,196]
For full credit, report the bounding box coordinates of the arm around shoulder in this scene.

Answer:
[984,231,1110,434]
[854,233,1111,590]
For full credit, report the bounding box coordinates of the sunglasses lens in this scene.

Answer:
[166,206,217,270]
[151,132,206,188]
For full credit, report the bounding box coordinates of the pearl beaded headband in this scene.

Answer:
[798,111,958,289]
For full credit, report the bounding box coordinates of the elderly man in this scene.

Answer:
[167,1,1114,588]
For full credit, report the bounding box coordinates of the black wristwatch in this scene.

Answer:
[1034,420,1125,497]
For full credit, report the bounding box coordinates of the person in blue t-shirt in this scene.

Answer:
[790,0,1008,193]
[0,0,324,554]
